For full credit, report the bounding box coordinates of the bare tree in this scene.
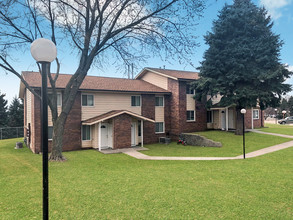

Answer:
[0,0,205,161]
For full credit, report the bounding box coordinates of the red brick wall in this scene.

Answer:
[244,108,263,129]
[141,94,157,144]
[113,114,132,149]
[61,92,82,151]
[168,79,180,138]
[30,90,82,153]
[31,90,41,153]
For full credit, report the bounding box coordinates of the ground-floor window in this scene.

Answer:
[207,110,213,123]
[48,126,53,140]
[138,120,141,136]
[253,109,259,119]
[82,125,91,140]
[186,110,195,121]
[155,122,164,133]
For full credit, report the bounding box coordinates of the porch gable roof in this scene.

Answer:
[82,110,155,125]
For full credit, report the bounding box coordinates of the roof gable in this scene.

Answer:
[135,67,199,81]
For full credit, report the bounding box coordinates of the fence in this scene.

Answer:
[0,127,24,140]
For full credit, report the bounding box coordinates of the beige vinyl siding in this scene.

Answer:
[26,89,32,126]
[82,92,141,121]
[92,124,99,148]
[155,107,164,122]
[213,110,220,129]
[211,95,222,105]
[186,94,195,111]
[141,71,168,90]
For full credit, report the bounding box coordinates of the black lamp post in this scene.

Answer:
[241,108,246,159]
[31,38,57,220]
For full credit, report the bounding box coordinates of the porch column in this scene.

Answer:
[225,107,229,131]
[251,107,254,129]
[141,120,144,148]
[98,122,101,151]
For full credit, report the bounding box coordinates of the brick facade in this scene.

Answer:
[29,90,82,153]
[141,94,156,144]
[244,108,264,129]
[112,114,132,149]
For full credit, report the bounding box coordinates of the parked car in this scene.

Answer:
[278,116,293,124]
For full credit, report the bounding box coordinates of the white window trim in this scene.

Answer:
[81,93,95,107]
[131,95,141,107]
[82,125,91,141]
[187,110,196,122]
[253,109,259,120]
[155,96,164,107]
[155,122,165,134]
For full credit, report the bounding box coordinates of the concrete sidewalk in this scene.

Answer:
[122,130,293,161]
[248,129,293,139]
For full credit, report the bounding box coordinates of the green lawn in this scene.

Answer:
[258,123,293,136]
[1,137,293,219]
[144,130,292,157]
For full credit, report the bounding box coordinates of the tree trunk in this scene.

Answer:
[235,107,244,135]
[49,114,67,161]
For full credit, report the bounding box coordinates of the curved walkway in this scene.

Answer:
[122,130,293,161]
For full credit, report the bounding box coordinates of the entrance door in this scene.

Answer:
[101,123,109,149]
[131,122,136,147]
[221,110,226,130]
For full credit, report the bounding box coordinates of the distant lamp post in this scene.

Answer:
[30,38,57,220]
[240,108,247,159]
[274,108,278,124]
[282,110,286,119]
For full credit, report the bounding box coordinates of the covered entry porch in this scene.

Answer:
[207,106,236,131]
[82,110,155,151]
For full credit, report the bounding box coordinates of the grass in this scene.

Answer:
[144,130,292,157]
[258,123,293,136]
[1,137,293,219]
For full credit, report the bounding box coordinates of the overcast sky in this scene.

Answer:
[0,0,292,104]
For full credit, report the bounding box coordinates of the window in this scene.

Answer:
[155,96,164,107]
[48,93,62,106]
[253,109,259,119]
[138,120,141,137]
[187,110,195,121]
[186,84,194,94]
[82,125,91,140]
[155,122,164,133]
[48,126,53,140]
[207,111,213,123]
[82,94,94,106]
[131,96,141,106]
[57,93,62,106]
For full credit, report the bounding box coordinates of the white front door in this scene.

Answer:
[101,123,109,149]
[131,122,136,147]
[221,110,226,130]
[108,123,113,148]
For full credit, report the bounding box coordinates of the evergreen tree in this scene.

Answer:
[193,0,292,134]
[8,97,24,127]
[0,91,8,128]
[287,96,293,116]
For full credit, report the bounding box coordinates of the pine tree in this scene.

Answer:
[193,0,292,134]
[0,91,8,128]
[8,97,24,127]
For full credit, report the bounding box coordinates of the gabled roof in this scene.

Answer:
[135,67,199,80]
[82,110,155,125]
[20,72,170,97]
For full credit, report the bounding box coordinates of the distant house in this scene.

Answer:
[19,68,264,153]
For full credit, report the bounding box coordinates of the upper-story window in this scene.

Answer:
[186,84,194,94]
[155,96,164,107]
[131,96,141,106]
[48,93,62,106]
[253,109,259,119]
[82,94,94,106]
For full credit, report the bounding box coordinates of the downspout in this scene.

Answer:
[225,107,229,131]
[141,120,144,148]
[98,122,101,151]
[251,107,254,129]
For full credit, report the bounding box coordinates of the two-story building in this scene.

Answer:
[19,67,263,153]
